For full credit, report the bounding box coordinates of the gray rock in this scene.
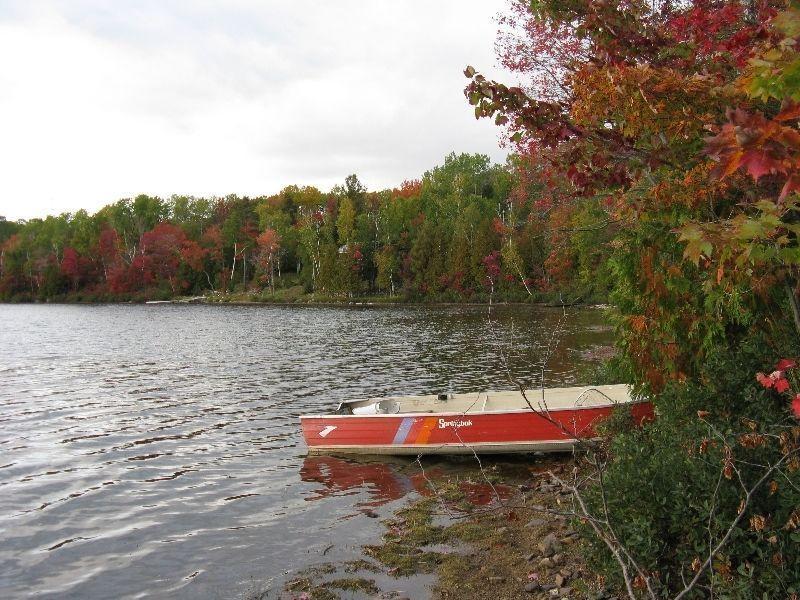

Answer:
[524,582,540,593]
[539,557,553,568]
[525,518,547,528]
[538,533,562,557]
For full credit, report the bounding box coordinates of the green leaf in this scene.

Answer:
[779,246,800,265]
[754,200,778,215]
[736,219,765,240]
[677,223,703,243]
[682,239,713,265]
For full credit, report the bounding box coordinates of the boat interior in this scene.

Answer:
[334,384,633,415]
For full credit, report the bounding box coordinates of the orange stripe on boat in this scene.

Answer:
[414,417,438,444]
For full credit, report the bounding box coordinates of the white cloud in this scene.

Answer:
[0,0,511,220]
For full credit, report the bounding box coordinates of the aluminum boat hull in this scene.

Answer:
[300,385,653,455]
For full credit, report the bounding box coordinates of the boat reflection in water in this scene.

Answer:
[300,455,511,512]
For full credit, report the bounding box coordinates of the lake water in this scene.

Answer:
[0,303,613,599]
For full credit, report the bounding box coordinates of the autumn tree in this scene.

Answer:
[466,0,800,595]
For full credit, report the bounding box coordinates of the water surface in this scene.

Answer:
[0,303,613,598]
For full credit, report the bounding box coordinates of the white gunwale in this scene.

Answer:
[299,401,646,420]
[301,384,638,420]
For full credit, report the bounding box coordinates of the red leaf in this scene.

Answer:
[776,359,797,371]
[780,174,800,200]
[793,394,800,419]
[740,150,782,181]
[756,372,774,389]
[774,377,791,393]
[776,102,800,122]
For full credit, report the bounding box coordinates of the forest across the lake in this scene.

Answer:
[0,152,612,305]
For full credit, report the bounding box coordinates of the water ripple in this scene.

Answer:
[0,303,611,599]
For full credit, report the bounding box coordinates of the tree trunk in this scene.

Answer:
[270,255,275,295]
[230,242,237,282]
[786,281,800,338]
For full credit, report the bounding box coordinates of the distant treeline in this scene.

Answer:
[0,152,614,303]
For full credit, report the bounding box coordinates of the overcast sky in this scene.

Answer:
[0,1,512,221]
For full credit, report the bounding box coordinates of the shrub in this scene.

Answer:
[587,332,800,597]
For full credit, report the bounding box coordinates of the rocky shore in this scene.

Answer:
[270,455,619,600]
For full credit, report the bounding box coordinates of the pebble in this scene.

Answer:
[551,553,564,565]
[524,582,540,593]
[554,574,565,587]
[539,557,553,568]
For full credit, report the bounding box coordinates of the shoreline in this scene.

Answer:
[267,455,611,600]
[1,296,608,310]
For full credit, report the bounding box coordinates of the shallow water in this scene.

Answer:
[0,303,612,599]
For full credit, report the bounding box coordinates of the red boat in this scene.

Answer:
[301,384,653,455]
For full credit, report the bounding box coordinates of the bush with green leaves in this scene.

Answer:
[587,332,800,598]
